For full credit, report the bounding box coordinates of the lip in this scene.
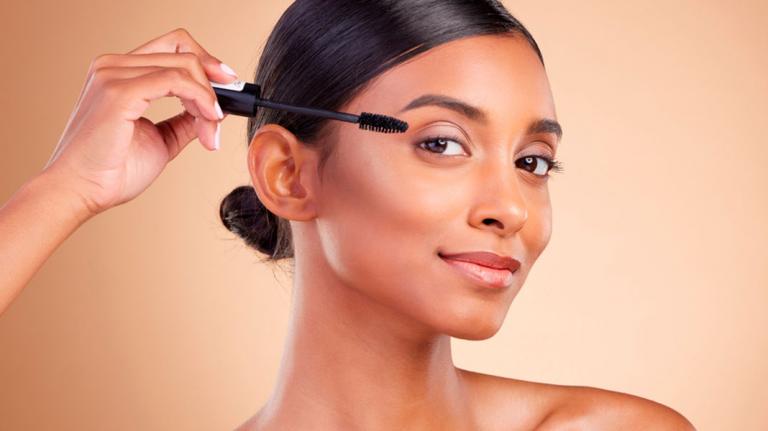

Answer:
[439,251,521,289]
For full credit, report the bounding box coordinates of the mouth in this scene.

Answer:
[438,252,519,289]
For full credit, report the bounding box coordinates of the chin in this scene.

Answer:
[447,323,503,341]
[438,308,508,341]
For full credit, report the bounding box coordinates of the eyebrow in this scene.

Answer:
[398,94,563,141]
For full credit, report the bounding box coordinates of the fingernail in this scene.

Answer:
[219,62,238,78]
[214,122,221,151]
[214,100,224,120]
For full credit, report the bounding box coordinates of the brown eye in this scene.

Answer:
[415,136,565,178]
[516,155,560,177]
[416,135,468,156]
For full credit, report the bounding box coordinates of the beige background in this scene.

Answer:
[1,0,766,429]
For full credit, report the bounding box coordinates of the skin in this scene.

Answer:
[237,35,695,430]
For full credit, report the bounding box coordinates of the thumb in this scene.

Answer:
[156,110,201,160]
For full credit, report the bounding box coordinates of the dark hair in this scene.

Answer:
[219,0,544,262]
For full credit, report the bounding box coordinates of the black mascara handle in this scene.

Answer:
[212,81,261,117]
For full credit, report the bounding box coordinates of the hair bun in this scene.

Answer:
[219,185,280,256]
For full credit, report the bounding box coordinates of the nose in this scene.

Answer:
[467,169,529,238]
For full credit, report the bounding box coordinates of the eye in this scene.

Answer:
[516,154,564,178]
[415,135,565,178]
[416,135,468,156]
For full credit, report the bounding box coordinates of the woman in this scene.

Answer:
[0,0,695,429]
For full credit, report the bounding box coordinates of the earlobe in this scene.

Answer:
[246,124,319,221]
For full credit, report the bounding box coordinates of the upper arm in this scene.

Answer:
[535,387,696,431]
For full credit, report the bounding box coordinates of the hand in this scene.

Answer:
[41,27,239,217]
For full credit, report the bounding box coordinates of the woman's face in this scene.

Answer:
[306,34,560,340]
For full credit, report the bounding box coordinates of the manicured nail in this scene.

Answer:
[214,100,224,120]
[219,62,238,78]
[214,122,221,151]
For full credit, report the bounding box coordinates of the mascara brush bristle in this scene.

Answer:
[358,112,409,133]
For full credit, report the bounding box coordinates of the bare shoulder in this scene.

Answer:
[456,368,696,431]
[534,385,696,431]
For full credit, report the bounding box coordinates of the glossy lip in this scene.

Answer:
[438,250,521,289]
[439,251,521,272]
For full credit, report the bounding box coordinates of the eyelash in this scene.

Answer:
[416,135,564,177]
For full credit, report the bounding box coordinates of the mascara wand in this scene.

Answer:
[210,80,409,134]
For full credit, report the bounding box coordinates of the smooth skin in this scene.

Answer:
[0,27,695,430]
[237,35,695,430]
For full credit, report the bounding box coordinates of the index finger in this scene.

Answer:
[127,27,238,83]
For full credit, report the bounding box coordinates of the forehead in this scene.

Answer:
[346,34,556,126]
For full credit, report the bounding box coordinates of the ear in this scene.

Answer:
[247,124,319,221]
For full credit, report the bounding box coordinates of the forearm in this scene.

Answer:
[0,172,94,314]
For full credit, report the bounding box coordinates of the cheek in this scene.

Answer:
[312,142,554,336]
[314,145,455,313]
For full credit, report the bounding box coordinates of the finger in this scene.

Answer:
[89,53,215,100]
[88,65,217,123]
[126,27,238,84]
[94,66,221,123]
[195,115,219,151]
[156,110,217,159]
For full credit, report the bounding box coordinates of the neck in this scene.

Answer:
[251,250,477,430]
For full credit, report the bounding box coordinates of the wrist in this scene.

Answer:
[24,170,98,226]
